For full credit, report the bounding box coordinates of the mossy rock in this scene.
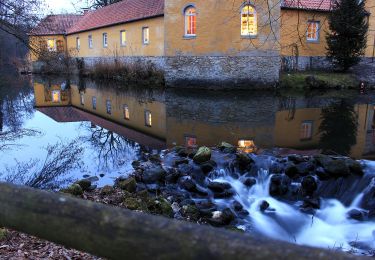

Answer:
[182,205,200,221]
[236,153,253,171]
[347,160,364,176]
[75,179,92,191]
[123,197,147,211]
[147,198,173,218]
[61,184,83,196]
[218,142,236,153]
[325,160,350,178]
[193,147,211,164]
[118,177,137,193]
[0,228,7,241]
[100,185,115,195]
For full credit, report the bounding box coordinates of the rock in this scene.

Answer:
[179,178,197,192]
[296,162,315,176]
[207,182,232,193]
[208,208,235,226]
[182,205,200,221]
[269,162,283,174]
[347,160,364,176]
[100,185,114,195]
[85,176,99,182]
[260,200,270,211]
[288,155,305,164]
[174,159,189,167]
[62,184,83,196]
[118,177,137,193]
[99,173,105,178]
[301,176,318,196]
[213,190,235,199]
[302,198,321,209]
[325,160,350,178]
[165,169,181,184]
[200,160,216,174]
[75,179,91,191]
[180,199,195,206]
[315,167,331,181]
[82,174,90,178]
[148,198,173,218]
[314,154,332,167]
[284,163,299,179]
[193,146,212,164]
[86,185,97,192]
[236,153,253,171]
[149,154,162,163]
[142,167,166,184]
[131,160,141,169]
[232,201,243,211]
[347,209,367,221]
[269,175,291,197]
[124,197,143,211]
[0,228,7,241]
[242,177,256,187]
[218,142,236,153]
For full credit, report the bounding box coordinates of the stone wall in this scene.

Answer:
[81,56,166,70]
[281,56,333,71]
[164,55,281,89]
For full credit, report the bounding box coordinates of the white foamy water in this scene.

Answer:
[210,159,375,254]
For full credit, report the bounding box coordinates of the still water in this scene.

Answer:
[1,75,375,189]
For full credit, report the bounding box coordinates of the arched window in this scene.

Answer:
[185,6,196,36]
[241,5,257,36]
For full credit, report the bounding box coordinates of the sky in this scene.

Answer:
[44,0,88,14]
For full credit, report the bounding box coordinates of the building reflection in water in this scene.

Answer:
[33,77,375,159]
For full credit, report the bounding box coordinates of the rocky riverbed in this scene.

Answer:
[62,143,375,256]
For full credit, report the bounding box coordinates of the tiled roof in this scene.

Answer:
[281,0,333,11]
[29,14,82,36]
[67,0,164,34]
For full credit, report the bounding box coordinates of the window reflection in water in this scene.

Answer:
[238,139,256,153]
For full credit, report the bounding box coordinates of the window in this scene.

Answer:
[120,30,127,46]
[185,136,197,148]
[106,100,111,114]
[307,21,320,42]
[123,105,130,120]
[103,33,108,48]
[80,93,84,105]
[184,6,196,36]
[92,96,97,110]
[142,27,149,44]
[76,37,80,50]
[241,5,257,36]
[47,39,56,51]
[56,40,64,52]
[300,121,313,140]
[52,90,60,103]
[238,139,256,153]
[145,110,152,126]
[88,35,93,49]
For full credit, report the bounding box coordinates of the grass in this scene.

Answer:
[280,71,360,89]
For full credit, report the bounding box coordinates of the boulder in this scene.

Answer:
[301,176,318,196]
[131,160,141,169]
[182,205,200,221]
[269,175,291,197]
[218,142,237,153]
[346,160,364,176]
[142,167,166,184]
[314,154,332,167]
[232,201,243,211]
[62,184,83,196]
[193,147,212,164]
[347,209,367,221]
[325,160,350,178]
[179,178,197,192]
[100,185,114,195]
[124,197,144,211]
[296,162,315,176]
[207,182,232,193]
[213,190,235,199]
[236,153,253,171]
[315,167,331,181]
[242,177,256,188]
[200,160,217,174]
[302,198,321,209]
[284,163,299,179]
[260,200,270,212]
[174,159,189,167]
[208,208,235,226]
[118,177,137,193]
[75,179,92,191]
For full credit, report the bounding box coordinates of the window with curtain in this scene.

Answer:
[88,35,93,49]
[307,21,320,42]
[241,5,257,36]
[76,37,80,50]
[120,30,127,46]
[143,27,149,44]
[103,33,108,47]
[185,6,196,36]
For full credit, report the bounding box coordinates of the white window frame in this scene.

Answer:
[306,21,320,42]
[142,27,149,45]
[120,30,127,46]
[76,37,80,50]
[184,6,197,37]
[145,110,152,127]
[88,35,93,49]
[300,121,313,140]
[241,5,257,37]
[103,33,108,48]
[47,39,57,52]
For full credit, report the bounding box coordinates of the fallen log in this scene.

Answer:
[0,182,359,259]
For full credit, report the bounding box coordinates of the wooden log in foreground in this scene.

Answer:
[0,182,359,260]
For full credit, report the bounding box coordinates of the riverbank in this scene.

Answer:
[61,144,375,256]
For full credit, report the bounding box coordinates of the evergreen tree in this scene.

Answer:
[326,0,369,71]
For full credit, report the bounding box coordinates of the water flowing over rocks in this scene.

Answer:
[62,146,375,256]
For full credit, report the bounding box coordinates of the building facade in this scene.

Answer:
[29,0,375,86]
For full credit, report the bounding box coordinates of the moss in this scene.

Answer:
[118,177,137,193]
[182,205,200,221]
[75,179,91,191]
[280,71,359,89]
[61,184,83,196]
[100,185,115,196]
[123,197,147,211]
[0,228,7,241]
[146,198,173,218]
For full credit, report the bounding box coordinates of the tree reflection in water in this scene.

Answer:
[1,140,84,190]
[82,124,140,170]
[319,99,358,156]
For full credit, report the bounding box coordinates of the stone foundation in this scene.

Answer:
[281,56,333,71]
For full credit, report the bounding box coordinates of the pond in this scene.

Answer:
[1,75,375,189]
[1,74,375,255]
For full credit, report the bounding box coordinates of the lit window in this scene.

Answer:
[103,33,108,48]
[241,5,257,36]
[80,93,84,105]
[123,105,130,120]
[143,27,149,44]
[120,30,127,46]
[47,39,56,51]
[106,100,111,114]
[307,21,320,42]
[145,110,152,126]
[185,6,196,36]
[185,136,197,148]
[92,96,97,110]
[56,40,64,52]
[300,121,313,140]
[238,139,256,153]
[52,90,60,103]
[88,35,93,49]
[76,37,80,50]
